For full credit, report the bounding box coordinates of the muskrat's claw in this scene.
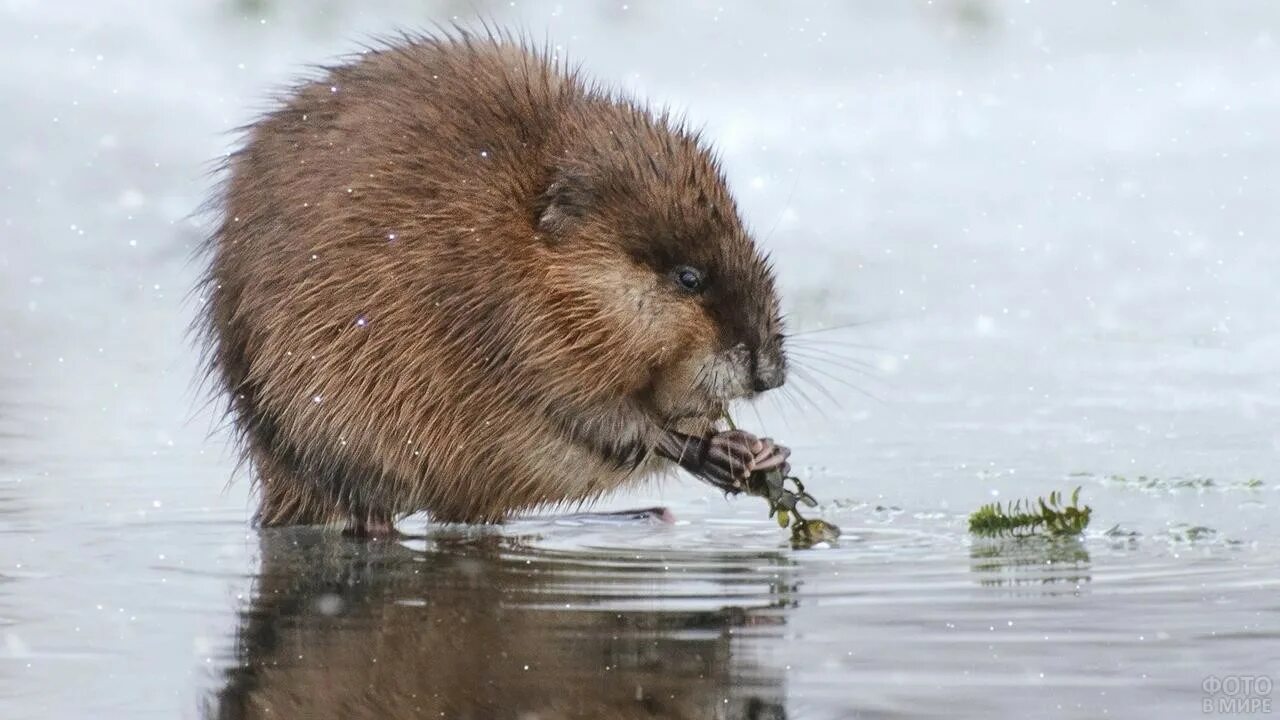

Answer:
[750,438,791,474]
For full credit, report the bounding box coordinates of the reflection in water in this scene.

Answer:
[968,537,1091,593]
[207,529,791,720]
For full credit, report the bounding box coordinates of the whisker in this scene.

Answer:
[789,339,877,353]
[790,358,881,384]
[793,357,868,391]
[652,364,712,468]
[788,349,882,377]
[794,361,882,404]
[770,384,805,418]
[783,372,831,417]
[790,366,843,409]
[780,386,807,417]
[786,315,904,338]
[788,337,888,353]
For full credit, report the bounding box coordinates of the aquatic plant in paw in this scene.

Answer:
[745,466,842,548]
[723,414,841,548]
[968,487,1092,538]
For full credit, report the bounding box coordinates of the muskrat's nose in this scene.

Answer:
[751,350,786,392]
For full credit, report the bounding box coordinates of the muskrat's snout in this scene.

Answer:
[742,332,787,395]
[751,341,787,392]
[693,267,788,404]
[705,335,787,404]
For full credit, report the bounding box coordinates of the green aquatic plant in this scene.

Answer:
[743,467,842,548]
[1162,523,1219,543]
[968,488,1092,538]
[723,414,841,548]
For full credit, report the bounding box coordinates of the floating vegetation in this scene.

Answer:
[823,498,866,510]
[1104,525,1142,539]
[1154,523,1249,547]
[968,488,1092,538]
[1103,524,1142,549]
[1161,523,1220,543]
[1072,472,1265,493]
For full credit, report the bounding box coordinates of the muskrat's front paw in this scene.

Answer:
[702,429,762,485]
[750,437,792,476]
[658,429,783,493]
[699,430,797,491]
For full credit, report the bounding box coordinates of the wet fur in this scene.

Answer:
[198,31,783,526]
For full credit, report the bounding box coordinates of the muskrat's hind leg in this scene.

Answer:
[252,450,346,527]
[253,449,396,536]
[342,510,398,538]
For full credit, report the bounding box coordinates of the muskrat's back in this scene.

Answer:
[203,34,788,530]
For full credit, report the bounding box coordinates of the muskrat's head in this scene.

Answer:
[535,107,786,424]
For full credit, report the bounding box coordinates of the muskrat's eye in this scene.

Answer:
[672,266,706,294]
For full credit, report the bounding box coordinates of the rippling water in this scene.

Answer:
[206,515,1280,719]
[2,1,1278,718]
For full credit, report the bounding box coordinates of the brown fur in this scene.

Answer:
[199,31,784,527]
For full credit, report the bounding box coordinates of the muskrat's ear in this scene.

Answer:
[536,171,593,239]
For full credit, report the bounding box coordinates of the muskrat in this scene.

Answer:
[200,32,790,534]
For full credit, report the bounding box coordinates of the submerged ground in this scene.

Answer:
[1,1,1277,718]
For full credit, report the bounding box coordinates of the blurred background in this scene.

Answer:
[1,2,1277,718]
